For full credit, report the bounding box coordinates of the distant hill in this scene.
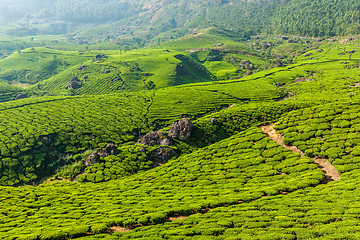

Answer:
[1,0,360,41]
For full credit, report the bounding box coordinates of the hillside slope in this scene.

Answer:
[2,0,360,42]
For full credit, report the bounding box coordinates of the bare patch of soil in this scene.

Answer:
[107,226,132,234]
[167,216,189,221]
[313,157,341,182]
[260,124,341,183]
[347,83,360,87]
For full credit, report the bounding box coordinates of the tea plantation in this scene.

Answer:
[2,29,360,240]
[0,127,325,239]
[0,72,287,186]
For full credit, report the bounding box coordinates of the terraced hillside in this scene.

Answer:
[0,70,288,186]
[0,28,296,98]
[2,23,360,240]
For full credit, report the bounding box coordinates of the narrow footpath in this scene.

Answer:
[260,124,341,183]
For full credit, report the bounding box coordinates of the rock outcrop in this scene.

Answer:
[261,42,272,49]
[98,143,117,158]
[287,39,298,43]
[85,143,118,166]
[140,118,194,147]
[78,65,87,71]
[150,147,176,164]
[168,118,194,140]
[141,131,173,146]
[85,152,100,166]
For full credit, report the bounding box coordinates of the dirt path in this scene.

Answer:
[260,124,341,183]
[260,124,304,157]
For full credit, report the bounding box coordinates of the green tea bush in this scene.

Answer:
[0,127,323,238]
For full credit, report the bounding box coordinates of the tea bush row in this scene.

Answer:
[0,127,324,239]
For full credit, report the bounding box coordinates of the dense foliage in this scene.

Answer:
[1,10,360,239]
[0,70,286,186]
[0,127,323,239]
[2,0,360,40]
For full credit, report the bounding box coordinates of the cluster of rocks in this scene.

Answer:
[85,119,195,167]
[141,118,194,146]
[132,66,141,71]
[139,118,194,164]
[240,60,253,69]
[85,143,117,166]
[213,43,225,47]
[287,39,298,44]
[141,131,173,146]
[261,42,273,49]
[303,52,313,57]
[150,147,176,165]
[66,77,82,90]
[78,65,87,71]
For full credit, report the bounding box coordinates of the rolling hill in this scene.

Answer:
[1,0,360,239]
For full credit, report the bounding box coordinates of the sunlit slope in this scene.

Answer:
[0,73,283,186]
[31,49,213,95]
[114,177,360,239]
[114,99,360,239]
[0,48,93,86]
[0,127,324,239]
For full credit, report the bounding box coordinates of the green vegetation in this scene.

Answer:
[3,2,360,238]
[77,145,176,183]
[276,100,360,174]
[0,48,93,85]
[0,70,286,186]
[0,127,324,239]
[3,0,360,45]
